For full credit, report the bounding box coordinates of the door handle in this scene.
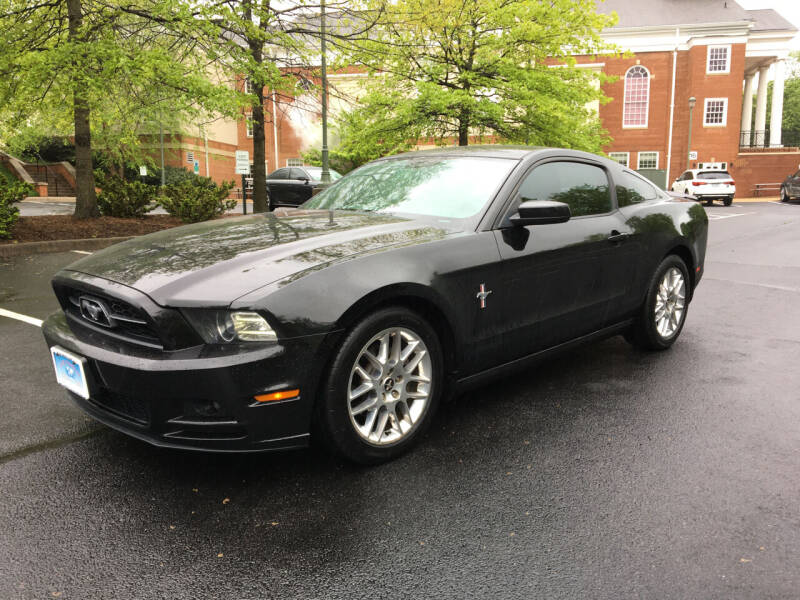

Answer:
[607,231,630,244]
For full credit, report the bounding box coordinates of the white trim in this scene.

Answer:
[637,151,659,170]
[609,152,630,167]
[622,65,650,129]
[703,97,728,127]
[706,44,731,74]
[245,112,253,138]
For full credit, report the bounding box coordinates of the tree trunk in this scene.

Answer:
[67,0,98,219]
[247,3,268,213]
[250,77,269,213]
[458,120,469,146]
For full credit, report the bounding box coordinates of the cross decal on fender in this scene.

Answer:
[476,283,492,309]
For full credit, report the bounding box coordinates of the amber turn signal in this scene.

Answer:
[254,389,300,403]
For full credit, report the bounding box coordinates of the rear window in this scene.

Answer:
[698,171,731,180]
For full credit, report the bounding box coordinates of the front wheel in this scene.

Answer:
[315,307,443,464]
[781,186,790,202]
[626,255,690,351]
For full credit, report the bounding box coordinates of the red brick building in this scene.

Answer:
[591,0,799,194]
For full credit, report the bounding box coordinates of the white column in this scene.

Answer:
[770,59,786,147]
[740,73,755,146]
[754,65,770,147]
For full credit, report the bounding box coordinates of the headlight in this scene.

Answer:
[182,310,278,344]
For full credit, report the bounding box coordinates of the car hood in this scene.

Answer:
[65,210,456,307]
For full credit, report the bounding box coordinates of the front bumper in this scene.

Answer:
[42,311,335,452]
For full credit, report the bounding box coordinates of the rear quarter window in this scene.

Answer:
[616,171,658,207]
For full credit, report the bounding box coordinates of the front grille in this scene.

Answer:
[62,289,163,348]
[91,389,150,425]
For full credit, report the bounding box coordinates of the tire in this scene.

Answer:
[781,187,790,202]
[626,255,690,351]
[704,197,713,206]
[315,307,443,464]
[723,196,733,206]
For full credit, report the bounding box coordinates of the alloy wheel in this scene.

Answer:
[654,267,686,339]
[347,327,432,445]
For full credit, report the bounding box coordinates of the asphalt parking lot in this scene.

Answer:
[1,201,799,599]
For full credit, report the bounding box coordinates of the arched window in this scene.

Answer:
[623,66,650,128]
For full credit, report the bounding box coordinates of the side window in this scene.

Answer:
[290,168,308,180]
[616,171,658,207]
[677,172,687,182]
[518,161,611,217]
[269,169,289,180]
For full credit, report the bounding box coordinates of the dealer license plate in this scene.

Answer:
[50,346,90,399]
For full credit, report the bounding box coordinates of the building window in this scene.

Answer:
[286,158,304,166]
[707,45,731,74]
[246,113,253,138]
[637,151,658,169]
[623,66,650,128]
[186,151,194,164]
[703,98,728,126]
[244,78,255,94]
[609,152,629,167]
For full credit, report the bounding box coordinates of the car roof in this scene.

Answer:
[378,145,593,161]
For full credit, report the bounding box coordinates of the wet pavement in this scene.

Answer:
[1,202,799,599]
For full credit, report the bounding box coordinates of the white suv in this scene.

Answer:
[672,169,736,206]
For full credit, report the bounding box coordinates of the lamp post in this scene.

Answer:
[687,96,696,170]
[319,0,331,185]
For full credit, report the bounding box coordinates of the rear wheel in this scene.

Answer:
[315,307,443,464]
[705,197,713,206]
[626,255,690,351]
[723,196,733,206]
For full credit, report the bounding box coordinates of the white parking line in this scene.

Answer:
[71,250,92,255]
[707,212,754,220]
[0,308,43,327]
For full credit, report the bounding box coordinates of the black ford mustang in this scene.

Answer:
[43,147,708,463]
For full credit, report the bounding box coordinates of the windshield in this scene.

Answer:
[305,166,342,181]
[302,156,516,219]
[698,171,731,180]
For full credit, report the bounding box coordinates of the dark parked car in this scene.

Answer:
[266,165,342,209]
[43,147,708,463]
[780,168,800,202]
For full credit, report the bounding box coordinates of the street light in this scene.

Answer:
[687,96,696,170]
[319,0,331,185]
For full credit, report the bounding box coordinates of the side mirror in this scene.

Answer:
[509,200,571,226]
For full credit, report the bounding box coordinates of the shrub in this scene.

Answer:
[0,179,33,239]
[95,171,158,218]
[159,177,236,223]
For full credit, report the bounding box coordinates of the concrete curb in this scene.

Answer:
[0,236,132,259]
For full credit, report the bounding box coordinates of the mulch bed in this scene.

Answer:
[2,215,186,244]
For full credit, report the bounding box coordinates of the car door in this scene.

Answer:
[290,168,314,205]
[791,170,800,196]
[493,158,639,361]
[671,172,686,193]
[266,168,291,206]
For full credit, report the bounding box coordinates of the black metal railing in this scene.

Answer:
[740,129,800,149]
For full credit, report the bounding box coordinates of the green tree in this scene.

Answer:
[0,1,240,218]
[335,0,617,162]
[205,1,379,212]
